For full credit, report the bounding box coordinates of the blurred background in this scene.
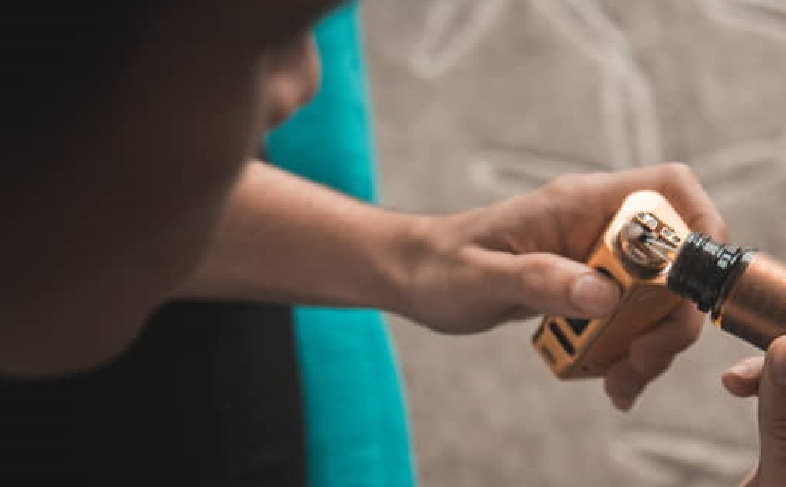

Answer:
[362,1,786,486]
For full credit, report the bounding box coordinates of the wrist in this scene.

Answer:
[371,211,439,316]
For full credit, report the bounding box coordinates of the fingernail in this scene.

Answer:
[729,360,758,379]
[571,273,620,316]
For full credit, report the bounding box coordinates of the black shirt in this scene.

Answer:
[0,301,305,486]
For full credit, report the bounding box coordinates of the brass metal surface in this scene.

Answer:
[533,191,690,379]
[716,253,786,350]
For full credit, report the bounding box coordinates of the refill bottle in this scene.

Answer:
[667,232,786,350]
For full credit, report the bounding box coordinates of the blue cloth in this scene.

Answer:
[266,3,417,487]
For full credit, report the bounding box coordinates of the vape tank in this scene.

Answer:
[532,190,786,379]
[668,233,786,351]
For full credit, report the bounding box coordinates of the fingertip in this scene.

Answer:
[720,371,736,394]
[721,356,763,397]
[727,356,764,380]
[611,396,634,412]
[721,372,756,398]
[711,221,730,243]
[604,360,647,413]
[569,271,621,317]
[516,254,622,318]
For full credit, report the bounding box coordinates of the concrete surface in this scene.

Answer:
[362,1,786,486]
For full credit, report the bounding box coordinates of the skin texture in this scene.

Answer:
[0,0,727,434]
[0,1,333,376]
[178,162,726,414]
[722,337,786,487]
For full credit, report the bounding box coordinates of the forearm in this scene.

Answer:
[176,161,429,311]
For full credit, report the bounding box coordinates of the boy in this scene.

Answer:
[5,1,770,486]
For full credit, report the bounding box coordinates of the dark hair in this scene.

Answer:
[0,2,149,144]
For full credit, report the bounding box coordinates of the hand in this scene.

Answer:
[399,163,727,410]
[722,336,786,487]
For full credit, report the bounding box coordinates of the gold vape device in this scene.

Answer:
[532,190,690,379]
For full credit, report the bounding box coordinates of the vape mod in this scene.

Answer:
[533,190,786,380]
[532,190,691,379]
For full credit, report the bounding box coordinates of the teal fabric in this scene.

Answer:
[266,3,417,487]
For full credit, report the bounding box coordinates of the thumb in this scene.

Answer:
[755,335,786,486]
[478,250,621,318]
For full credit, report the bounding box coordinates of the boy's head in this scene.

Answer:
[0,0,336,373]
[2,1,329,144]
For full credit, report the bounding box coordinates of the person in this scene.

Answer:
[722,337,786,487]
[0,1,744,485]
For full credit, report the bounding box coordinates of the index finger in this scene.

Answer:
[596,163,727,239]
[722,356,764,398]
[551,163,728,258]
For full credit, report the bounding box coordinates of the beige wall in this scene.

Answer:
[363,1,786,486]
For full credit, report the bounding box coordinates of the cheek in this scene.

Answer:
[259,40,323,130]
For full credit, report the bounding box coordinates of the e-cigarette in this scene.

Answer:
[668,233,786,351]
[533,190,786,380]
[532,190,690,379]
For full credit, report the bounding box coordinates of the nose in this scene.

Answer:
[265,35,320,127]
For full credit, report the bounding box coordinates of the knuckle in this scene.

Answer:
[664,162,695,179]
[630,341,672,377]
[548,173,584,196]
[701,214,729,243]
[679,317,704,348]
[714,219,731,242]
[658,162,697,191]
[604,361,643,397]
[517,264,544,296]
[658,163,730,241]
[660,162,697,186]
[635,363,665,381]
[699,217,727,241]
